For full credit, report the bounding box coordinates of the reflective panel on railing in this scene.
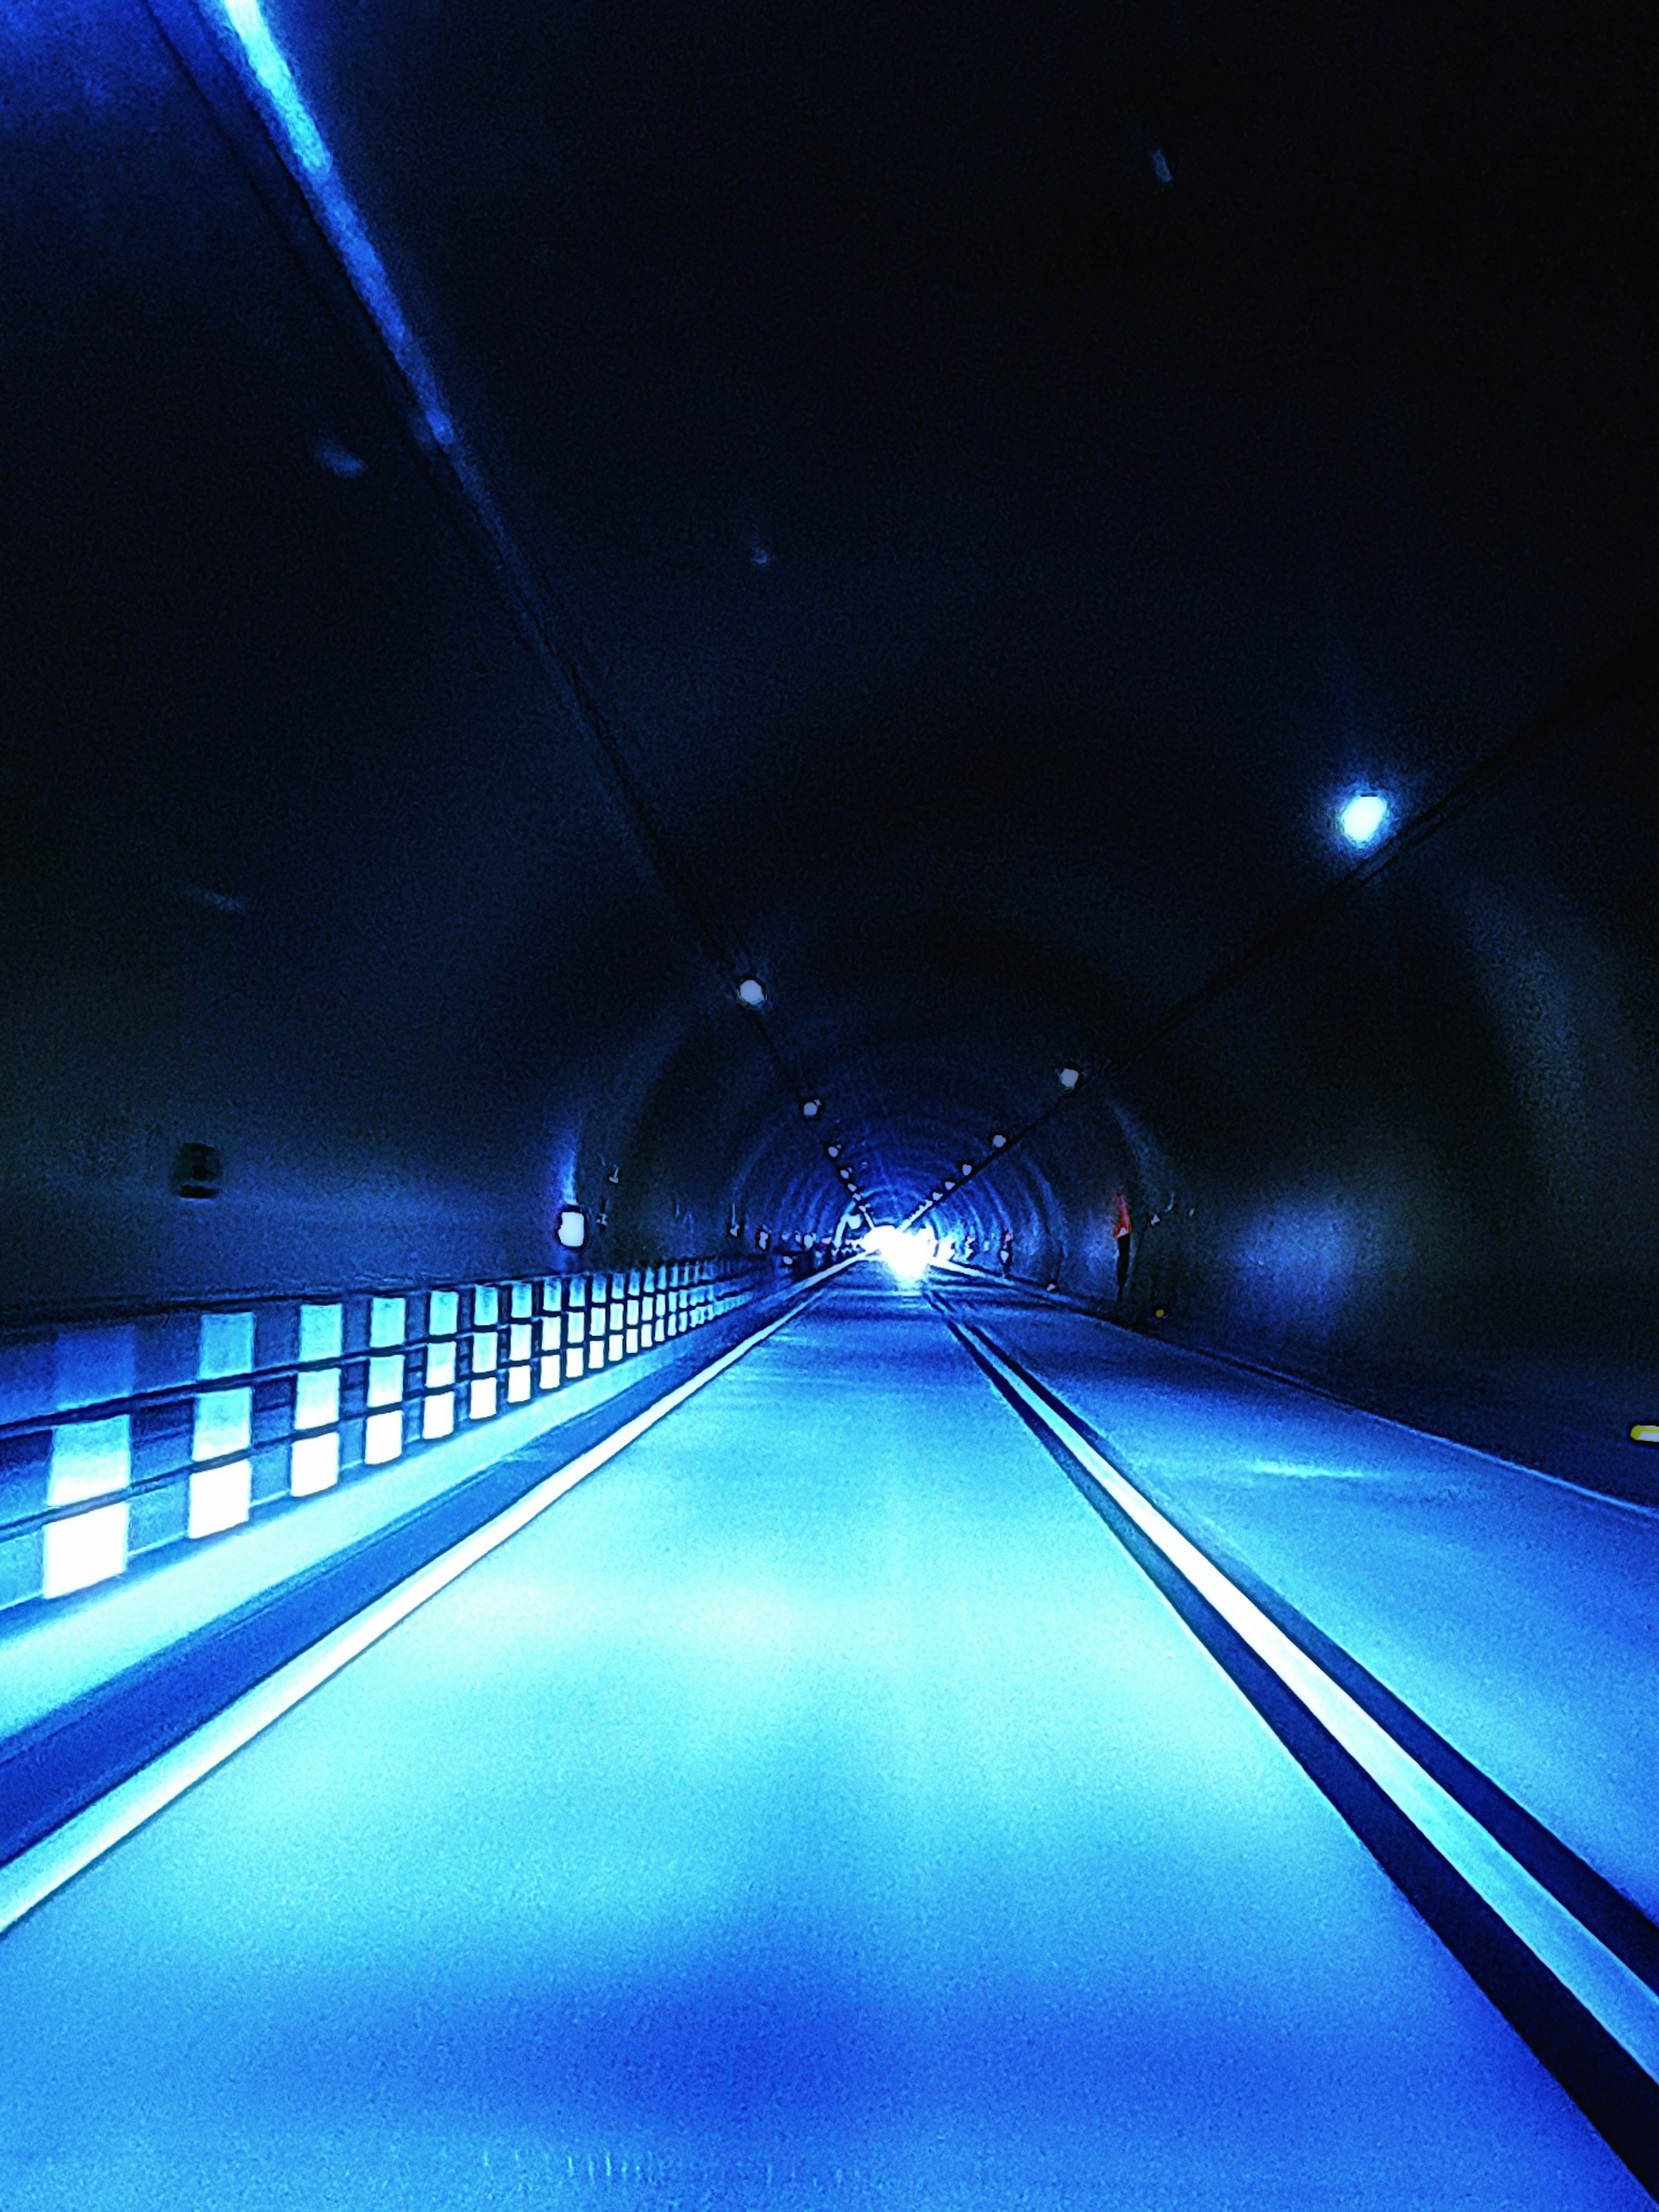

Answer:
[3,1254,779,1614]
[292,1301,344,1496]
[508,1318,533,1403]
[365,1294,407,1464]
[190,1310,256,1539]
[44,1416,131,1597]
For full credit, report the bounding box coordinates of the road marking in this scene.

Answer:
[958,1318,1659,2087]
[0,1264,858,1939]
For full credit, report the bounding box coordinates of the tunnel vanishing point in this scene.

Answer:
[3,1,1659,2206]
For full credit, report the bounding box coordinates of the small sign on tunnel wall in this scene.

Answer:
[170,1143,222,1200]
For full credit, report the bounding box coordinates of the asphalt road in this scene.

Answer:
[0,1274,1644,2208]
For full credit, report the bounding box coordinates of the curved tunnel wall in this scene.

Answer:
[931,703,1659,1490]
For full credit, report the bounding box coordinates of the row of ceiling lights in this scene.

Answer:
[909,793,1395,1216]
[889,1060,1096,1208]
[734,976,874,1218]
[740,950,1068,1222]
[913,1064,1083,1209]
[739,791,1393,1223]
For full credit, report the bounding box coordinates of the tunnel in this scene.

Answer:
[3,0,1659,2202]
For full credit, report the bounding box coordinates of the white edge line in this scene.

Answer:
[967,1324,1659,2082]
[0,1267,856,1939]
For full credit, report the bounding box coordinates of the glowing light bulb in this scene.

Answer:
[1339,793,1389,847]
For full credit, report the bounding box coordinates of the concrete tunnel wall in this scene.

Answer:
[0,791,820,1311]
[928,700,1659,1491]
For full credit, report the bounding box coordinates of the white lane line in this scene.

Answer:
[0,1267,857,1939]
[965,1322,1659,2085]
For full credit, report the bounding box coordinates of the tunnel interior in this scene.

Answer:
[6,0,1658,1502]
[6,4,1659,2201]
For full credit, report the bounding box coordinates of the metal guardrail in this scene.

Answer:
[0,1257,773,1613]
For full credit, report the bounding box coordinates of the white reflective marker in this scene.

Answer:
[44,1419,133,1598]
[0,1259,864,1940]
[962,1322,1659,2085]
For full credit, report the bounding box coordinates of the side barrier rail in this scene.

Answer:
[0,1257,773,1615]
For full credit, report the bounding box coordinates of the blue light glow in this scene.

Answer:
[219,0,330,178]
[214,0,456,448]
[1339,792,1390,846]
[313,439,366,478]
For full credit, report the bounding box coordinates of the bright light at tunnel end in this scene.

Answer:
[1339,791,1390,847]
[863,1225,937,1282]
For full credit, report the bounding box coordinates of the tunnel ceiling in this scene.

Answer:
[5,0,1658,1251]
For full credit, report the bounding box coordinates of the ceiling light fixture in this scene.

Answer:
[737,977,766,1006]
[1058,1066,1081,1090]
[1339,793,1390,847]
